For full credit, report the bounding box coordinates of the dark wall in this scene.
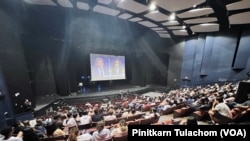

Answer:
[0,8,34,129]
[167,40,185,89]
[181,26,250,86]
[21,36,58,103]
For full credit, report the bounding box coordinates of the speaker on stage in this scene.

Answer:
[235,81,250,103]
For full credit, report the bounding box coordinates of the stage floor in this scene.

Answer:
[62,85,150,99]
[35,84,153,111]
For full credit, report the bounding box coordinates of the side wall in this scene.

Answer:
[181,26,250,86]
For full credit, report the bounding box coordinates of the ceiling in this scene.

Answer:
[9,0,250,39]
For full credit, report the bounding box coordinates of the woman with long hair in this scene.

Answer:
[67,126,93,141]
[110,119,128,137]
[92,121,111,141]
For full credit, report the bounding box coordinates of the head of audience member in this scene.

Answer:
[67,112,73,119]
[216,96,224,103]
[1,127,14,140]
[73,112,78,119]
[96,121,105,133]
[118,119,127,132]
[108,111,113,116]
[81,110,88,116]
[131,109,136,115]
[94,109,99,115]
[68,126,78,141]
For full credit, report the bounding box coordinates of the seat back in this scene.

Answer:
[44,135,67,141]
[113,134,128,141]
[139,117,152,125]
[104,119,117,126]
[78,123,92,130]
[127,120,140,125]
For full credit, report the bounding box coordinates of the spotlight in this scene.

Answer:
[15,92,20,97]
[169,13,176,21]
[149,3,157,11]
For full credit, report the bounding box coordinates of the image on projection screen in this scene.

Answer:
[90,54,126,81]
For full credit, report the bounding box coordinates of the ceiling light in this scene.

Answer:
[182,25,186,29]
[149,3,157,11]
[169,13,176,21]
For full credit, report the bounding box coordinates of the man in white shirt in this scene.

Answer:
[79,111,92,125]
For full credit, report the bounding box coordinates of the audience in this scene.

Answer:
[2,81,250,141]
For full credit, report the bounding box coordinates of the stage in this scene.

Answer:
[61,85,153,105]
[34,84,159,111]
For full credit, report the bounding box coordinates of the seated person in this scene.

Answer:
[68,126,93,141]
[92,121,111,141]
[111,119,128,137]
[1,126,23,141]
[53,122,66,137]
[236,94,250,109]
[79,111,92,125]
[208,96,233,124]
[104,111,116,121]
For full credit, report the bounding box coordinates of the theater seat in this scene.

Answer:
[192,110,209,121]
[173,107,193,118]
[213,108,250,125]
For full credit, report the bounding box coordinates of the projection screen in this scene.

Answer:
[90,53,126,81]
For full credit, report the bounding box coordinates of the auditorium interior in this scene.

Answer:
[1,0,250,140]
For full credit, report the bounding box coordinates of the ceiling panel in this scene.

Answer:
[21,0,249,40]
[162,21,180,26]
[155,30,168,34]
[226,0,250,11]
[76,2,90,11]
[57,0,73,8]
[93,5,120,16]
[229,12,250,24]
[138,21,158,27]
[184,17,217,24]
[98,0,112,5]
[129,17,143,22]
[117,0,148,13]
[177,8,214,18]
[167,26,184,30]
[23,0,57,6]
[118,13,133,20]
[155,0,206,12]
[190,23,219,32]
[151,27,165,31]
[158,33,171,38]
[144,11,169,22]
[172,30,188,36]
